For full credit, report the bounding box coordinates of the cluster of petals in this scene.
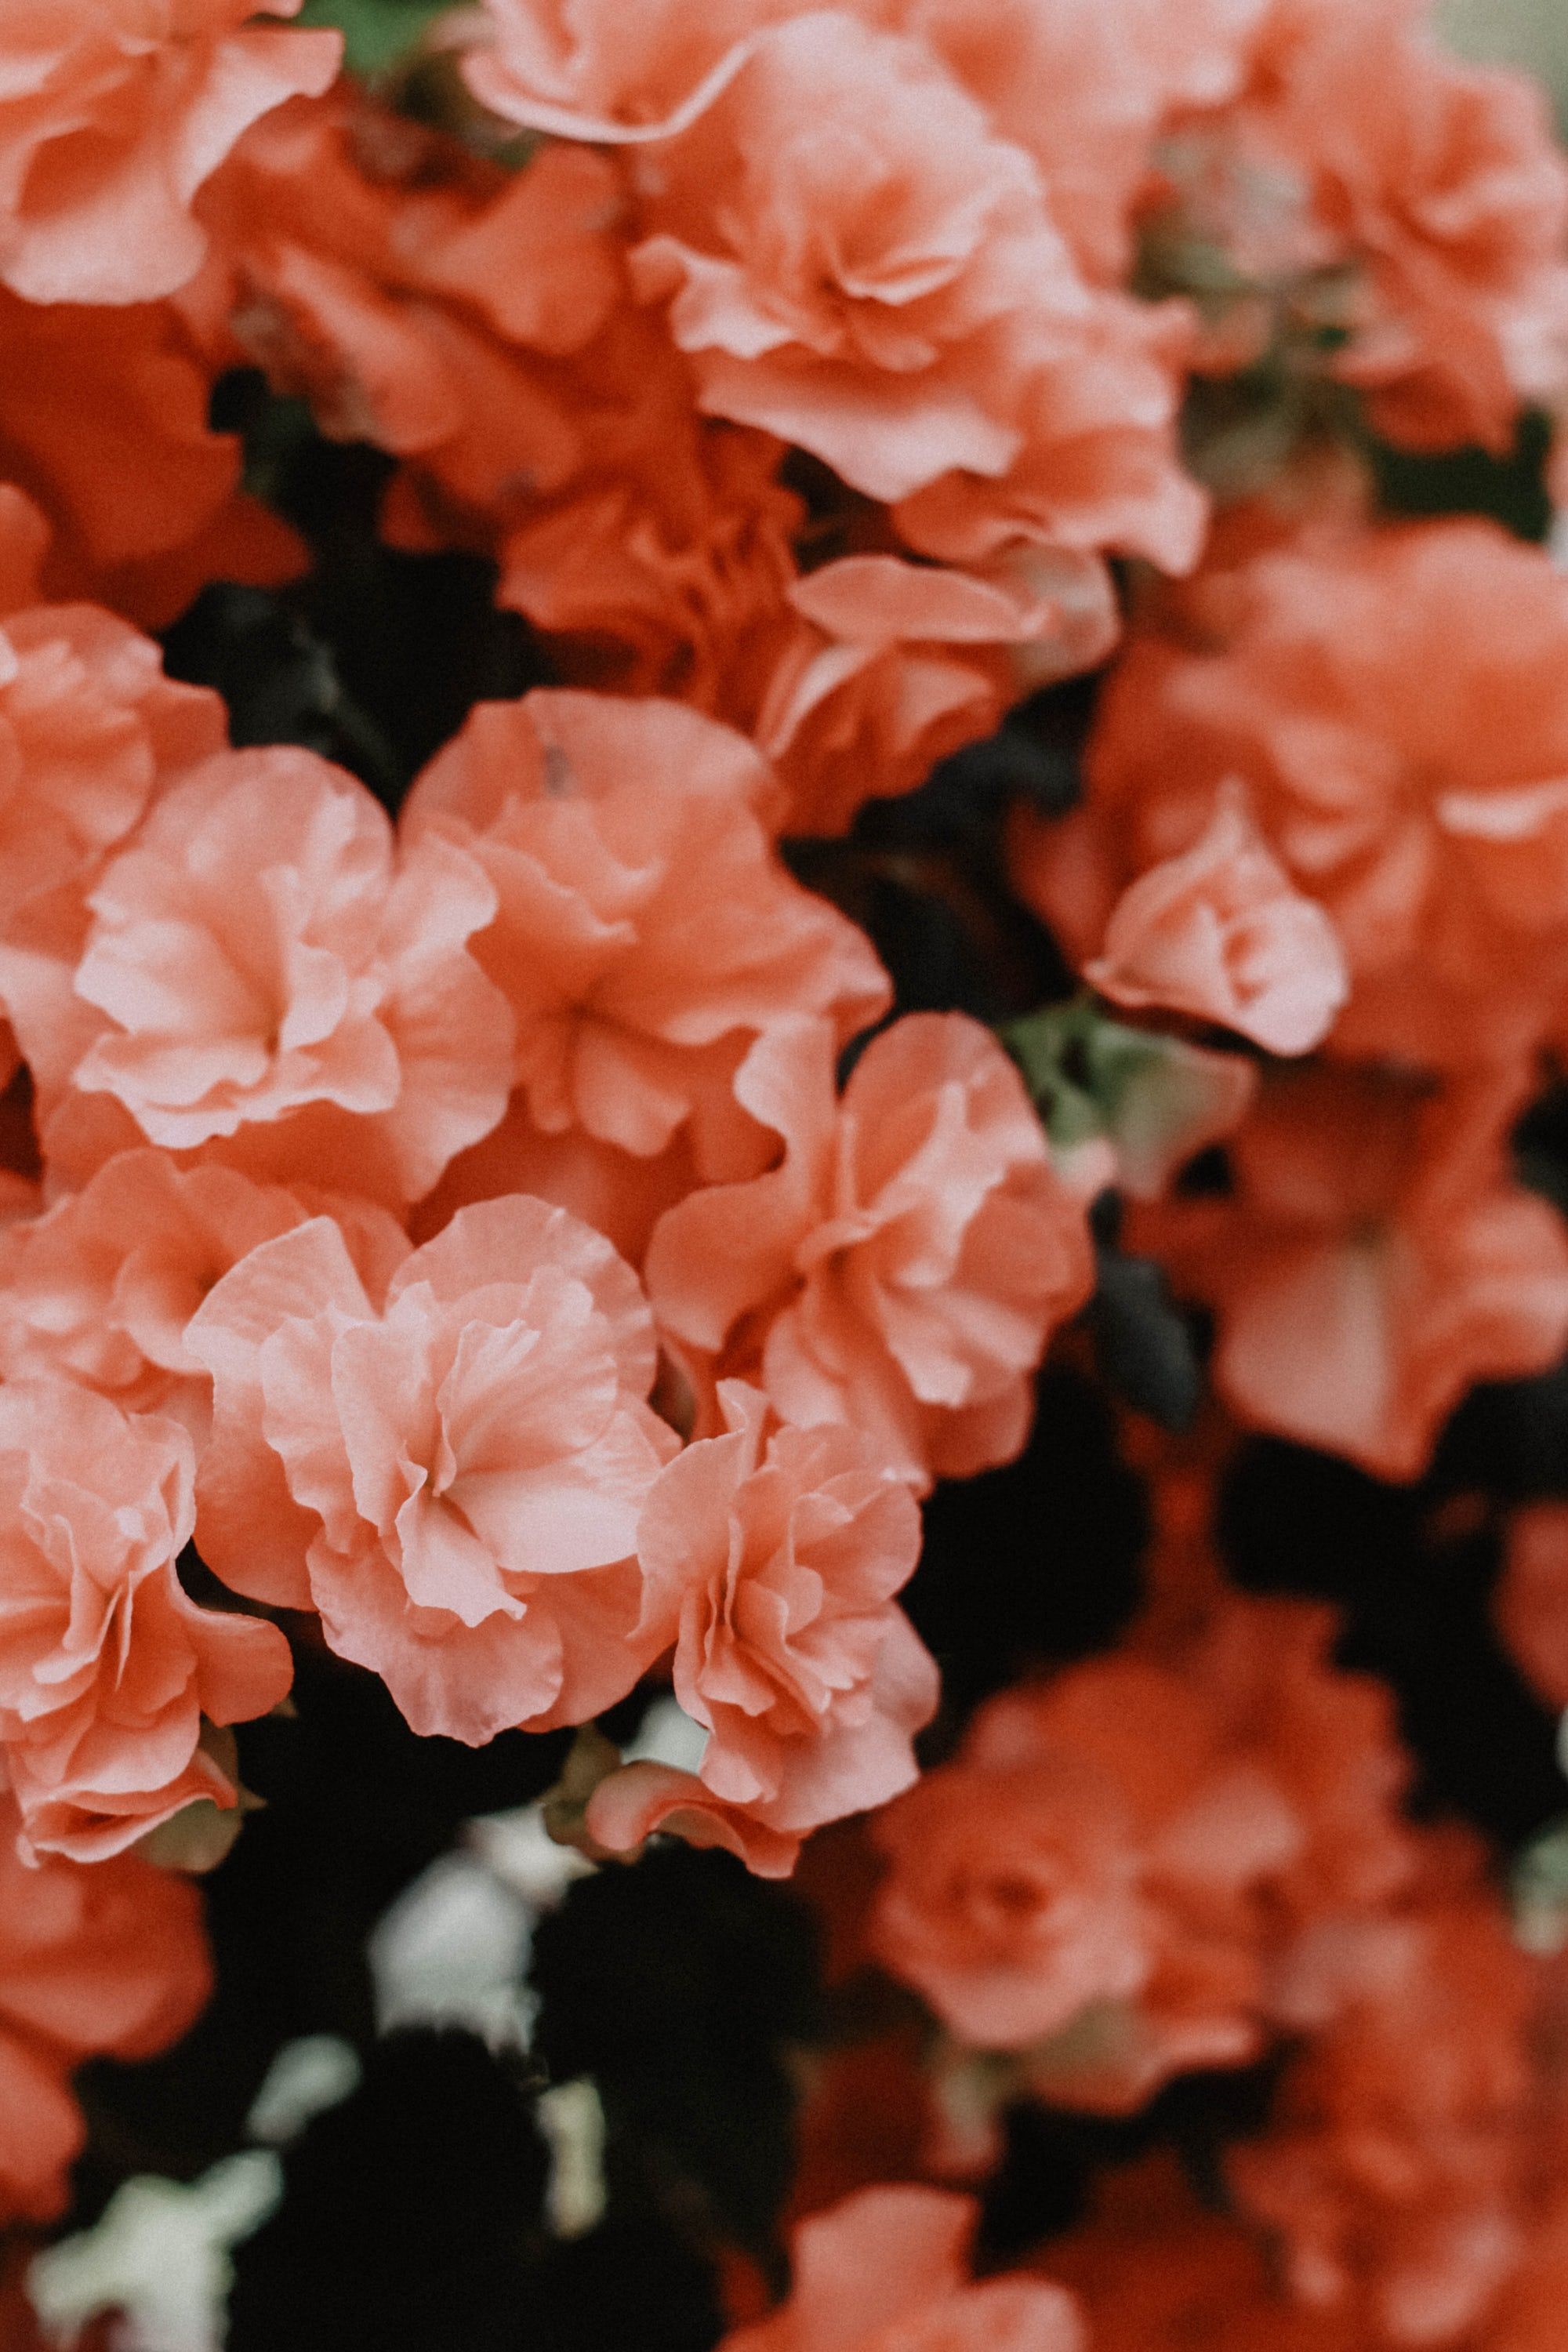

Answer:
[646,1010,1094,1494]
[0,1377,290,1862]
[0,1792,209,2220]
[0,484,227,1053]
[868,1594,1417,2111]
[1014,515,1568,1076]
[463,0,1207,575]
[20,742,514,1208]
[183,85,1181,839]
[583,1378,937,1878]
[1147,0,1568,453]
[403,689,890,1232]
[1227,1849,1542,2346]
[0,3,341,309]
[1082,776,1348,1055]
[0,1147,404,1428]
[1045,2154,1366,2351]
[719,2183,1084,2352]
[186,1194,679,1746]
[1130,1064,1568,1483]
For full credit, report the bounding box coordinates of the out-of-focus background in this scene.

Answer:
[1439,0,1568,122]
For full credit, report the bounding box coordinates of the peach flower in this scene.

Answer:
[1084,779,1348,1054]
[0,491,226,1052]
[0,1379,292,1862]
[1496,1503,1568,1715]
[188,94,626,534]
[0,1793,209,2221]
[609,1381,936,1853]
[869,1597,1415,2109]
[887,288,1204,579]
[1258,5,1568,453]
[0,1148,405,1428]
[463,0,1260,289]
[0,1,341,307]
[894,0,1267,286]
[1019,518,1568,1073]
[36,746,513,1205]
[184,1196,679,1744]
[1131,1065,1568,1483]
[463,0,791,144]
[0,286,303,628]
[1229,1870,1537,2345]
[626,13,1084,506]
[720,2184,1085,2352]
[193,95,1143,822]
[403,691,889,1182]
[647,1012,1093,1494]
[583,1755,805,1878]
[757,549,1119,839]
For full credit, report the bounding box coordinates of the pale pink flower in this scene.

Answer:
[185,1196,678,1744]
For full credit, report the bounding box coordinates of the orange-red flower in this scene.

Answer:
[0,288,303,627]
[1018,517,1568,1073]
[0,1379,291,1861]
[185,1196,678,1744]
[1045,2154,1378,2351]
[593,1381,935,1866]
[404,690,889,1188]
[0,2,341,307]
[1229,1860,1538,2345]
[869,1595,1415,2110]
[719,2184,1085,2352]
[1083,778,1348,1054]
[0,1794,210,2220]
[647,1011,1092,1494]
[1252,2,1568,452]
[32,744,514,1207]
[1131,1064,1568,1483]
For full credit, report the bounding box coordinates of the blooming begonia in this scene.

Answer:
[1016,517,1568,1073]
[1207,0,1568,454]
[1229,1857,1539,2344]
[0,2,341,308]
[30,744,513,1206]
[583,1380,936,1875]
[194,93,1152,837]
[1044,2154,1376,2351]
[869,1595,1416,2109]
[0,1791,209,2220]
[1130,1064,1568,1483]
[403,690,890,1196]
[624,13,1087,507]
[647,1011,1094,1493]
[0,488,227,1072]
[0,1378,292,1861]
[1083,777,1348,1054]
[0,1148,405,1428]
[718,2184,1085,2352]
[185,1195,678,1744]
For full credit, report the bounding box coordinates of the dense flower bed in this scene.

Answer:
[5,2,1568,2347]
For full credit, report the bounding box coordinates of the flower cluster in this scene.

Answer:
[5,0,1568,2343]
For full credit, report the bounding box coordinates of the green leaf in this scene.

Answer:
[1002,1000,1257,1197]
[296,0,451,77]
